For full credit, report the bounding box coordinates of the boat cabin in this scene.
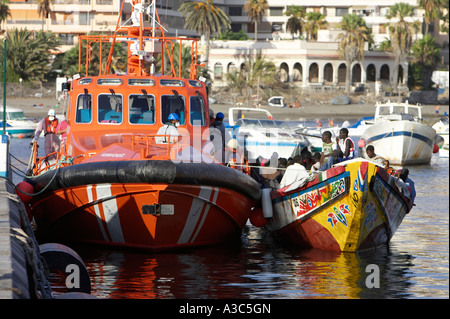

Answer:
[374,101,423,122]
[64,74,210,161]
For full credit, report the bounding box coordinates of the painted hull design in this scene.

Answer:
[362,120,436,165]
[265,160,412,252]
[29,161,260,251]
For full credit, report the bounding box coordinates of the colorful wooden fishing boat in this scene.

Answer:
[19,0,260,251]
[254,159,413,252]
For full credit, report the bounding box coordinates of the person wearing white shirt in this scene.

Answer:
[155,113,180,144]
[280,155,309,188]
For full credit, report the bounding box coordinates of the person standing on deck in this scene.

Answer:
[155,113,180,144]
[209,112,231,163]
[32,109,60,161]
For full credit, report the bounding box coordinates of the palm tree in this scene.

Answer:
[410,34,441,89]
[337,14,371,93]
[179,0,230,75]
[303,12,327,40]
[386,2,416,93]
[0,28,59,82]
[244,0,268,41]
[0,0,11,31]
[227,54,277,103]
[284,5,306,39]
[37,0,53,31]
[418,0,442,35]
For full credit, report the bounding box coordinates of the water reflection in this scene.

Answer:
[72,226,421,299]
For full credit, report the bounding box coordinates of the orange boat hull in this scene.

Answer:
[32,183,255,251]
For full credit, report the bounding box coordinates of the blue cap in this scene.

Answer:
[216,112,224,119]
[168,113,180,121]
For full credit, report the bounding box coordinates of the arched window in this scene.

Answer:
[337,63,346,84]
[380,64,390,81]
[309,63,319,83]
[352,64,361,83]
[280,63,289,82]
[293,63,303,82]
[214,63,223,80]
[324,63,333,83]
[366,64,376,82]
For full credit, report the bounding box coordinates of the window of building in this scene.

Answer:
[336,8,348,16]
[229,7,242,16]
[270,7,284,16]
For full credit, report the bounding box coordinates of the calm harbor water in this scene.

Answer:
[7,133,449,300]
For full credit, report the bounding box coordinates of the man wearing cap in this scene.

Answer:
[155,113,180,144]
[209,111,231,163]
[32,109,60,160]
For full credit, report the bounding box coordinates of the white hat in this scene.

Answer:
[48,109,56,116]
[227,139,238,149]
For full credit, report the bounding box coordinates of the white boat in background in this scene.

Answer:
[432,117,449,150]
[360,101,437,166]
[227,107,310,161]
[0,107,37,138]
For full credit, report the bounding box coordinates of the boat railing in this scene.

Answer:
[28,141,74,176]
[129,134,183,158]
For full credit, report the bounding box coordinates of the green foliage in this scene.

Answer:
[0,28,60,83]
[217,30,248,40]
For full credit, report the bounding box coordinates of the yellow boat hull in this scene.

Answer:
[266,160,413,252]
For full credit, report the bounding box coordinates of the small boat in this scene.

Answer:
[252,159,413,252]
[432,117,449,150]
[0,106,37,138]
[227,107,310,161]
[19,0,260,251]
[360,101,437,165]
[267,96,285,107]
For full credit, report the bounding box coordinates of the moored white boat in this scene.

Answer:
[0,106,37,138]
[432,117,449,150]
[360,101,437,166]
[227,107,310,161]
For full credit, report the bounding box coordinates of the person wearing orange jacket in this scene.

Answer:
[32,109,60,161]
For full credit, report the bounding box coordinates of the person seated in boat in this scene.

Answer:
[399,168,416,204]
[310,152,322,172]
[335,128,355,163]
[259,152,281,186]
[32,108,60,162]
[279,155,310,188]
[318,130,338,171]
[155,113,179,144]
[365,145,389,169]
[300,150,314,170]
[209,112,231,163]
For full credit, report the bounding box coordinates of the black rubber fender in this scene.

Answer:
[39,243,91,294]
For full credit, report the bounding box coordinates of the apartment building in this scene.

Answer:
[4,0,445,89]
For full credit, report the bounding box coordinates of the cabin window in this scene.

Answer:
[128,79,155,86]
[190,94,206,126]
[129,94,155,124]
[98,93,123,124]
[161,93,186,125]
[75,93,92,123]
[392,106,405,115]
[408,107,420,119]
[378,106,390,116]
